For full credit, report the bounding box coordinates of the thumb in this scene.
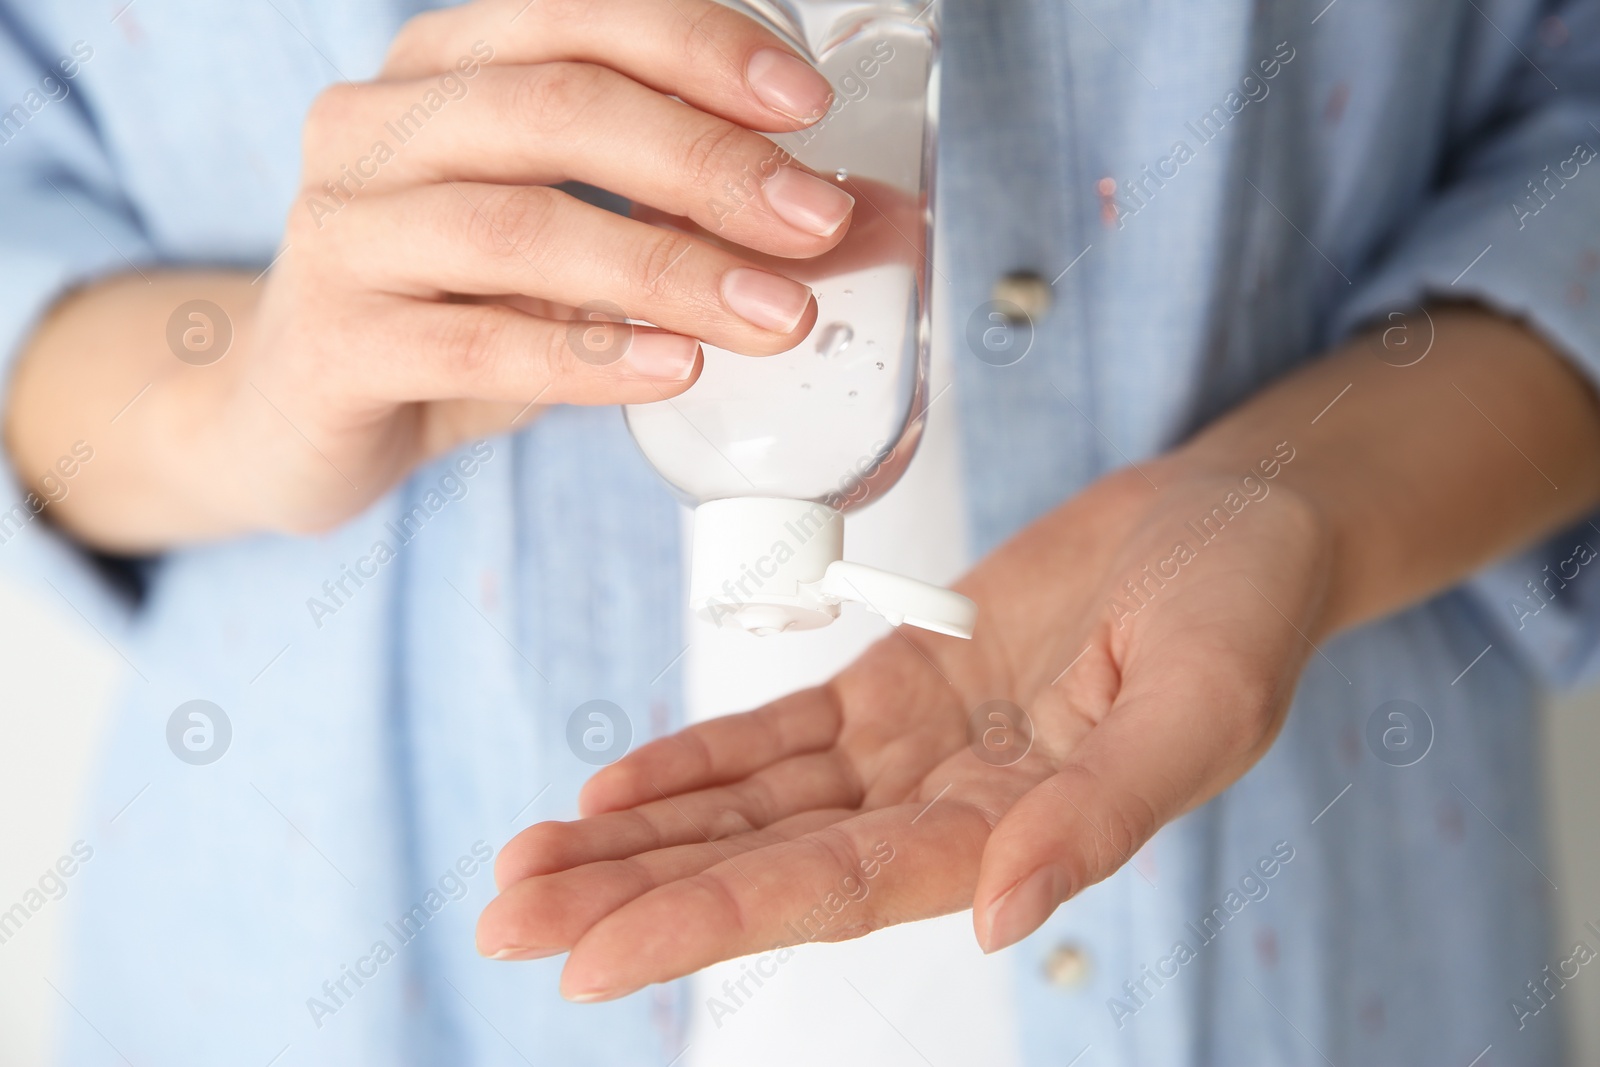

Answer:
[971,686,1268,953]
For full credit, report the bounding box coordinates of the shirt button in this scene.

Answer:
[1043,941,1093,989]
[990,271,1053,325]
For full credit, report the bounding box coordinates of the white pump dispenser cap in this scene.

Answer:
[689,497,977,638]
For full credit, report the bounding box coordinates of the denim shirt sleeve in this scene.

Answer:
[1327,1,1600,685]
[0,12,155,636]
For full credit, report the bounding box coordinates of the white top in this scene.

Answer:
[682,335,1021,1067]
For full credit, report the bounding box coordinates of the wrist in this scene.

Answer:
[31,271,274,551]
[146,344,269,537]
[1150,437,1346,639]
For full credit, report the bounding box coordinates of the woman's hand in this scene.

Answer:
[477,308,1600,1000]
[476,454,1331,997]
[7,0,855,548]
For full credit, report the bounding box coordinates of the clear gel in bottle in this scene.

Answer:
[624,0,975,638]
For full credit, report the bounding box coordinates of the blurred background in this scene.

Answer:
[1,567,1596,1066]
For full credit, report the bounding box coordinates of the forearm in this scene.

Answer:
[1170,305,1600,638]
[3,271,261,552]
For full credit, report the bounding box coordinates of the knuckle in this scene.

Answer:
[808,826,870,883]
[692,868,752,938]
[467,185,561,263]
[793,828,885,942]
[631,227,697,295]
[725,776,779,829]
[303,81,363,139]
[676,2,739,69]
[675,727,718,782]
[515,61,608,135]
[624,806,674,852]
[703,807,757,839]
[383,10,443,73]
[1102,794,1159,867]
[809,912,879,944]
[300,82,365,165]
[680,121,751,193]
[541,311,578,373]
[434,307,510,384]
[613,856,663,901]
[1055,764,1158,881]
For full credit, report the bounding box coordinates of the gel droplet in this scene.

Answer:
[835,168,849,182]
[875,361,884,370]
[815,321,853,358]
[843,288,854,296]
[848,390,858,398]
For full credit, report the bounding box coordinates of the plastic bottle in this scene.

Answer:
[624,0,975,638]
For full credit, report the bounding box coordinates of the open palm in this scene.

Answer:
[478,457,1332,1001]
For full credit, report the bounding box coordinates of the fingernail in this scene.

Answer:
[979,866,1066,954]
[489,946,560,961]
[763,167,854,237]
[621,331,700,380]
[563,984,635,1003]
[722,267,812,333]
[746,48,832,123]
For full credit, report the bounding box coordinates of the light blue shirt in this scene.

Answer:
[2,1,1599,1064]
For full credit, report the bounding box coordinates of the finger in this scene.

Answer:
[323,183,817,356]
[383,0,833,132]
[336,300,703,405]
[300,67,854,256]
[579,687,843,816]
[478,808,846,958]
[495,749,859,889]
[972,678,1277,953]
[629,173,919,283]
[557,797,996,1001]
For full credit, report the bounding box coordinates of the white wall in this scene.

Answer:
[0,572,1596,1065]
